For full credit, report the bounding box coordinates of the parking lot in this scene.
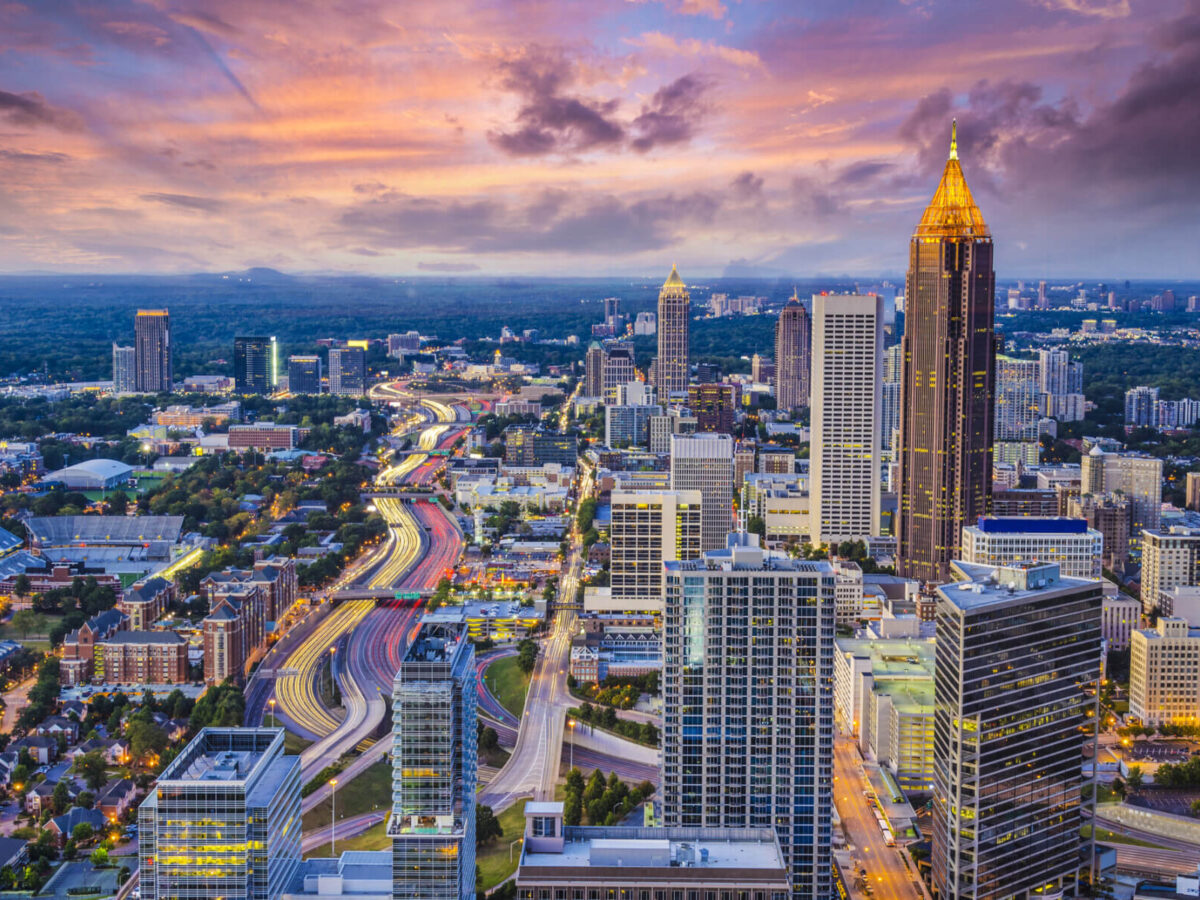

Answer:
[37,861,120,900]
[1127,787,1200,817]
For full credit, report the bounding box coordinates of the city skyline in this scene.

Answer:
[1,1,1198,278]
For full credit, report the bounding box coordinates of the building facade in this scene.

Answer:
[328,347,366,396]
[960,516,1103,580]
[932,562,1101,900]
[810,293,882,546]
[669,433,734,553]
[774,291,811,414]
[287,355,322,394]
[609,489,702,612]
[234,336,275,395]
[1140,526,1200,615]
[112,344,137,393]
[1130,618,1200,726]
[656,266,690,396]
[96,632,188,684]
[662,535,834,899]
[138,728,301,900]
[1080,448,1162,544]
[1103,594,1141,651]
[687,383,736,434]
[135,309,172,393]
[896,126,996,584]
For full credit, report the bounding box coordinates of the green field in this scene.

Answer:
[302,760,391,832]
[283,731,313,755]
[476,799,528,891]
[1082,823,1166,849]
[484,656,531,719]
[303,820,390,859]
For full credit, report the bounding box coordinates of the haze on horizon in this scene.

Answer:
[1,0,1198,280]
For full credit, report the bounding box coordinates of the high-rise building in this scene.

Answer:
[1131,618,1200,726]
[1140,526,1200,615]
[602,345,636,403]
[932,562,1101,900]
[1125,385,1160,429]
[503,426,578,467]
[112,344,136,394]
[994,356,1041,442]
[775,291,811,413]
[134,309,172,393]
[234,336,274,395]
[897,124,996,583]
[881,344,903,457]
[751,353,775,385]
[388,331,422,356]
[1037,280,1048,309]
[811,293,882,545]
[328,347,366,396]
[138,728,301,900]
[584,342,605,398]
[1037,348,1085,422]
[669,433,733,552]
[1081,448,1162,541]
[1068,494,1132,573]
[686,383,736,433]
[662,534,835,899]
[287,355,322,395]
[389,611,476,900]
[648,408,698,454]
[609,489,702,611]
[604,402,660,448]
[603,297,623,332]
[633,311,657,336]
[1188,472,1200,511]
[961,516,1103,579]
[656,265,690,395]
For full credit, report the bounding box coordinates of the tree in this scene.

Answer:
[11,609,41,638]
[517,638,538,675]
[72,823,94,844]
[90,846,109,867]
[1126,765,1144,792]
[76,751,108,793]
[746,515,766,540]
[475,804,503,846]
[478,727,499,754]
[12,574,30,599]
[127,720,168,764]
[51,780,72,816]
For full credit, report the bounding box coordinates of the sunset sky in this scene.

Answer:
[1,0,1197,278]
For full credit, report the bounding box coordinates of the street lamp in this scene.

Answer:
[568,719,575,771]
[330,778,338,857]
[328,646,337,699]
[268,698,276,729]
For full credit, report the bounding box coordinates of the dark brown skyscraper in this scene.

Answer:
[656,265,690,395]
[774,289,811,413]
[134,309,172,393]
[897,123,996,583]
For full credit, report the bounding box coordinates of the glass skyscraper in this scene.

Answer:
[137,728,301,900]
[662,534,835,899]
[389,610,477,900]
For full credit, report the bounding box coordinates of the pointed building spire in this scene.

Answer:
[949,118,958,161]
[913,118,988,239]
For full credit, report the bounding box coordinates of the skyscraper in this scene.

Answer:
[287,355,322,394]
[389,611,476,899]
[601,344,636,403]
[662,534,835,899]
[686,383,736,433]
[932,561,1101,900]
[234,336,272,395]
[897,123,996,583]
[328,347,366,396]
[112,344,136,394]
[811,293,882,545]
[584,342,605,398]
[669,432,733,552]
[609,489,702,611]
[138,728,301,900]
[134,309,172,393]
[656,265,690,395]
[775,291,811,413]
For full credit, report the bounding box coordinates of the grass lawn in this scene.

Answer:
[303,820,389,858]
[1096,784,1121,804]
[302,760,391,832]
[283,731,313,755]
[484,656,530,719]
[476,799,527,891]
[1081,823,1166,849]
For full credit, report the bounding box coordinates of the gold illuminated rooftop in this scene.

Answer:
[913,120,989,241]
[662,264,685,288]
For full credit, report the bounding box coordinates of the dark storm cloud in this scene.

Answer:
[0,149,72,164]
[140,192,226,212]
[630,73,713,152]
[0,90,84,131]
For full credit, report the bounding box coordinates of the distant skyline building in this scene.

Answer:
[134,308,172,393]
[138,727,301,900]
[1125,385,1160,429]
[112,344,136,393]
[287,354,322,395]
[669,432,733,552]
[234,336,274,395]
[584,342,604,398]
[810,293,883,545]
[774,290,812,413]
[328,347,365,396]
[897,123,996,583]
[994,356,1041,442]
[656,265,690,395]
[932,561,1101,900]
[389,611,476,899]
[662,534,835,899]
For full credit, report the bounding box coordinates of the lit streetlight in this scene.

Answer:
[330,778,338,857]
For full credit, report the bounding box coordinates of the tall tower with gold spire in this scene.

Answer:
[896,121,997,584]
[774,287,811,413]
[656,265,690,396]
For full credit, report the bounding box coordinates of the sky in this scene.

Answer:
[1,0,1198,279]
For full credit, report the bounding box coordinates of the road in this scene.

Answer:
[0,675,35,734]
[833,736,922,900]
[302,809,388,853]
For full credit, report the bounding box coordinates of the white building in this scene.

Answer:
[1140,526,1200,615]
[669,433,733,552]
[1130,618,1200,726]
[810,294,882,545]
[609,490,702,613]
[961,517,1103,580]
[740,472,811,545]
[1102,594,1142,650]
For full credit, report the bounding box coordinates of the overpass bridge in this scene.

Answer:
[331,588,434,602]
[363,489,440,500]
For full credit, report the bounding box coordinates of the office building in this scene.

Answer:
[961,516,1103,580]
[287,355,322,395]
[811,293,882,545]
[609,489,702,611]
[1187,472,1200,512]
[897,124,996,583]
[1130,618,1200,726]
[389,611,476,900]
[1081,448,1163,542]
[515,803,791,900]
[504,426,578,467]
[605,402,660,449]
[112,344,136,394]
[648,408,697,454]
[1103,594,1141,650]
[752,352,775,385]
[602,345,636,404]
[584,342,605,398]
[135,309,172,393]
[774,291,811,413]
[1140,526,1200,615]
[834,636,935,791]
[228,423,300,452]
[687,383,736,434]
[656,265,690,395]
[234,336,275,395]
[328,347,366,396]
[741,473,811,545]
[633,311,657,336]
[932,562,1101,900]
[662,535,834,899]
[603,297,622,332]
[138,728,301,900]
[1038,349,1083,396]
[669,433,733,552]
[1067,494,1131,573]
[388,331,421,356]
[994,356,1041,444]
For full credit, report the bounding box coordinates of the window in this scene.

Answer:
[532,816,557,837]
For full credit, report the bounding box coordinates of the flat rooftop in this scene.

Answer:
[522,830,786,876]
[940,561,1093,611]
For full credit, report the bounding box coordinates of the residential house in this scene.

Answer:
[98,779,137,823]
[10,735,58,766]
[47,807,108,845]
[35,716,80,745]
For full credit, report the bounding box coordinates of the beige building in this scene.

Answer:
[656,265,690,396]
[1188,471,1200,511]
[960,517,1103,580]
[1140,526,1200,615]
[1081,448,1163,548]
[1130,618,1200,726]
[1102,594,1141,650]
[609,489,702,613]
[669,432,733,552]
[740,472,811,545]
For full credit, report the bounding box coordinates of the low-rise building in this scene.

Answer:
[961,516,1103,580]
[117,576,174,630]
[740,472,811,545]
[228,422,301,451]
[1130,617,1200,726]
[61,608,129,685]
[1103,594,1142,650]
[461,601,543,642]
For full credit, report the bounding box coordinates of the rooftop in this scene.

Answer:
[27,515,184,545]
[156,727,284,786]
[940,561,1095,611]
